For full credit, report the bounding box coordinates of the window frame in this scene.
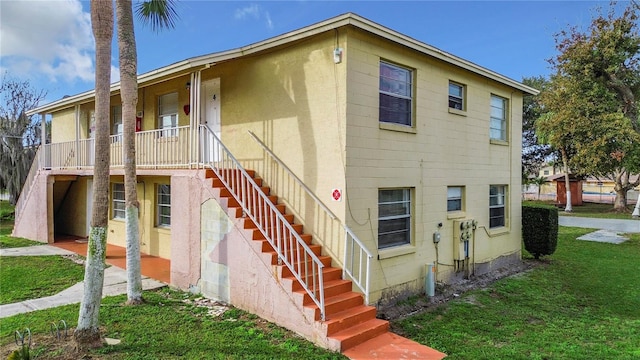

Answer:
[490,94,508,141]
[489,185,507,228]
[112,183,125,220]
[379,61,413,127]
[111,104,123,141]
[447,186,464,212]
[378,188,412,249]
[158,92,178,137]
[448,81,465,111]
[156,184,171,227]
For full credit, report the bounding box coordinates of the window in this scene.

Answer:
[112,183,125,219]
[489,185,506,228]
[448,82,464,110]
[158,92,178,137]
[157,184,171,227]
[490,95,507,141]
[112,105,123,139]
[447,186,463,212]
[379,61,412,126]
[378,188,411,249]
[543,170,550,176]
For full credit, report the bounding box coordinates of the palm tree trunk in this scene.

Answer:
[75,0,113,349]
[116,0,143,304]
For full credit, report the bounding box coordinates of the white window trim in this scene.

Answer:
[156,184,171,227]
[112,183,125,220]
[447,186,464,212]
[379,61,413,127]
[378,188,412,249]
[490,94,508,142]
[158,92,178,137]
[489,185,507,229]
[448,81,465,112]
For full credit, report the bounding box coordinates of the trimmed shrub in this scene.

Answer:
[522,203,558,259]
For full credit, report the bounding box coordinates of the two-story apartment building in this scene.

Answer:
[17,13,537,351]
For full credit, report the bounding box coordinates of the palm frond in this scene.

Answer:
[135,0,179,32]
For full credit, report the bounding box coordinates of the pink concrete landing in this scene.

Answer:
[343,332,447,359]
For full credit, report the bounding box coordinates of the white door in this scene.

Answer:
[202,78,221,163]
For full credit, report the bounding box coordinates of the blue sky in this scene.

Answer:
[0,1,632,104]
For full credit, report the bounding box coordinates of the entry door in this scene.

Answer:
[202,78,221,163]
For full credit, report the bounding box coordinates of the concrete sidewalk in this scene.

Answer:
[559,216,640,233]
[0,245,166,319]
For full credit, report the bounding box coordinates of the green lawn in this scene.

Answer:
[0,200,14,221]
[0,256,86,304]
[395,227,640,359]
[523,200,637,219]
[0,288,347,359]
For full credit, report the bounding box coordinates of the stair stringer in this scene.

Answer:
[12,169,51,243]
[203,188,335,349]
[202,169,390,352]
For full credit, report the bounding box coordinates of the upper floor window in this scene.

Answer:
[112,105,123,138]
[112,183,125,219]
[158,92,178,137]
[489,185,506,228]
[379,61,412,126]
[157,184,171,227]
[448,82,465,111]
[490,95,508,141]
[447,186,463,212]
[378,188,412,249]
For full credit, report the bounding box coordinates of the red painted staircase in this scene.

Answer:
[205,168,389,352]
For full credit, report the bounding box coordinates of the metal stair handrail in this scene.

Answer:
[199,125,327,320]
[247,131,373,304]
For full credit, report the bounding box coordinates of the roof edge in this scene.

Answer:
[27,12,538,116]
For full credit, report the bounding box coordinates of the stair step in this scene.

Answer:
[242,213,295,229]
[286,266,342,292]
[323,291,364,317]
[324,304,378,335]
[293,278,351,305]
[330,318,389,351]
[281,255,333,279]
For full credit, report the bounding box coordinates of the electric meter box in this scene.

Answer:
[453,219,475,260]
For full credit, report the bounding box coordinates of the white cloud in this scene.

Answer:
[0,0,94,84]
[234,4,260,20]
[234,4,274,30]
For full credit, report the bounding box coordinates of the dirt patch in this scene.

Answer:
[378,259,543,322]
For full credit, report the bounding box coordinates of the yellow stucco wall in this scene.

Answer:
[201,30,349,261]
[107,175,172,258]
[343,28,524,303]
[43,23,526,305]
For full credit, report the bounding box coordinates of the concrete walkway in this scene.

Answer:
[559,216,640,233]
[0,245,166,318]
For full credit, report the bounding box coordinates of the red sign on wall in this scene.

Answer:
[332,189,342,202]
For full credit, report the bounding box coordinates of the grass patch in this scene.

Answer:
[523,200,637,219]
[0,219,43,248]
[0,256,85,305]
[0,200,14,221]
[0,288,347,359]
[396,227,640,359]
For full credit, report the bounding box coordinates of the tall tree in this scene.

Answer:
[75,0,113,349]
[116,0,143,305]
[0,76,47,205]
[540,4,640,212]
[116,0,179,305]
